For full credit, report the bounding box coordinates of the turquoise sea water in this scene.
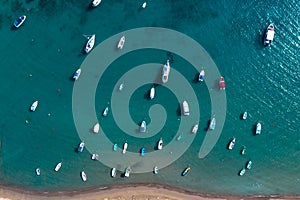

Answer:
[0,0,299,196]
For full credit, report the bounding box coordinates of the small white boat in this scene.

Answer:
[153,166,158,174]
[157,138,163,150]
[162,60,170,83]
[117,36,125,49]
[73,68,81,80]
[119,83,124,91]
[35,168,41,176]
[264,23,275,47]
[84,34,95,53]
[30,101,38,112]
[182,100,190,116]
[14,15,26,28]
[93,123,100,133]
[140,121,146,133]
[124,167,131,177]
[91,153,99,160]
[256,122,262,135]
[209,117,216,130]
[246,161,252,170]
[241,146,246,155]
[191,122,199,134]
[91,0,101,7]
[77,141,85,152]
[81,171,87,182]
[142,2,147,8]
[150,87,155,99]
[122,142,128,154]
[228,138,236,150]
[242,112,248,120]
[198,69,205,82]
[239,168,246,176]
[103,107,109,116]
[111,168,117,177]
[54,162,62,172]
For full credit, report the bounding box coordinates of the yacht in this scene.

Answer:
[209,117,216,130]
[91,0,101,7]
[30,100,38,112]
[182,100,189,116]
[84,34,95,53]
[219,76,226,90]
[157,138,163,150]
[119,83,124,91]
[73,68,81,80]
[103,106,109,117]
[14,15,26,28]
[264,23,275,47]
[54,162,62,172]
[246,161,252,170]
[113,143,118,151]
[142,2,147,8]
[256,122,262,135]
[241,146,246,155]
[77,141,85,152]
[141,147,146,156]
[228,138,236,150]
[198,69,205,82]
[93,123,100,133]
[124,167,131,177]
[182,167,191,176]
[140,121,146,133]
[242,112,248,120]
[239,168,246,176]
[191,122,199,134]
[81,171,87,182]
[117,36,125,49]
[35,168,41,176]
[153,166,158,174]
[91,153,99,160]
[122,142,128,154]
[111,168,117,177]
[161,60,170,83]
[150,87,155,99]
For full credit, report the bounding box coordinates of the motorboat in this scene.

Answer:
[246,161,252,170]
[191,122,199,134]
[242,112,248,120]
[161,60,170,83]
[219,76,226,90]
[140,147,146,156]
[54,162,62,172]
[182,100,189,116]
[119,83,124,91]
[142,2,147,8]
[77,141,85,152]
[35,168,41,176]
[103,106,109,116]
[91,0,101,7]
[150,87,155,99]
[91,153,99,160]
[73,68,81,80]
[198,69,205,82]
[241,146,246,155]
[111,168,116,177]
[93,123,100,133]
[176,133,182,141]
[256,122,262,135]
[239,168,246,176]
[14,15,26,28]
[157,138,163,150]
[140,121,146,133]
[124,167,131,177]
[122,142,128,154]
[264,23,275,47]
[81,171,87,182]
[228,138,236,150]
[117,36,125,49]
[153,166,158,174]
[113,143,118,151]
[84,34,95,53]
[182,167,191,176]
[209,117,216,130]
[30,101,38,112]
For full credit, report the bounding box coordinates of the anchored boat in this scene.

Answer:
[219,76,226,90]
[242,112,248,120]
[81,171,87,182]
[264,23,275,47]
[35,168,41,176]
[209,117,216,130]
[30,101,38,112]
[117,36,125,49]
[93,123,100,133]
[54,162,62,172]
[91,0,101,7]
[111,168,117,177]
[191,122,199,134]
[228,138,236,150]
[103,106,109,116]
[157,138,163,150]
[77,141,85,152]
[84,34,95,53]
[182,100,190,116]
[246,161,252,170]
[140,121,146,133]
[239,168,246,176]
[162,60,170,83]
[198,69,205,82]
[73,68,81,80]
[256,122,262,135]
[122,142,128,154]
[153,166,158,174]
[140,147,146,156]
[124,167,131,177]
[150,87,155,99]
[182,167,191,176]
[14,15,26,28]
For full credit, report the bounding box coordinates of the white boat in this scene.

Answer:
[239,168,246,176]
[153,166,158,174]
[198,69,205,82]
[246,161,252,170]
[14,15,26,28]
[122,142,128,154]
[191,122,199,134]
[161,60,170,83]
[228,138,236,150]
[124,167,131,177]
[35,168,41,176]
[91,0,101,7]
[77,141,85,152]
[157,138,163,150]
[142,2,147,8]
[81,171,87,182]
[54,162,62,172]
[111,168,117,177]
[140,121,146,133]
[119,83,124,91]
[30,101,38,112]
[209,117,216,130]
[182,100,189,116]
[117,36,125,49]
[241,146,246,155]
[103,107,109,116]
[150,87,155,99]
[93,123,100,133]
[256,122,262,135]
[264,23,275,47]
[73,68,81,80]
[84,34,95,53]
[242,112,247,120]
[91,153,99,160]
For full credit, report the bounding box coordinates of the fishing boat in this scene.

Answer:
[140,121,146,133]
[141,147,146,156]
[242,112,248,120]
[161,60,170,83]
[91,0,101,7]
[191,122,199,134]
[117,36,125,49]
[124,167,131,177]
[14,15,26,28]
[91,153,99,160]
[111,168,117,177]
[84,34,95,53]
[150,87,155,99]
[142,2,147,8]
[122,142,128,154]
[264,23,275,47]
[119,83,124,91]
[228,138,236,150]
[246,161,252,170]
[256,122,262,135]
[93,123,100,133]
[157,138,163,150]
[30,101,38,111]
[77,141,85,152]
[73,68,81,80]
[54,162,62,172]
[182,100,190,116]
[153,166,158,174]
[241,146,246,155]
[182,167,191,176]
[219,76,226,90]
[81,171,87,182]
[239,168,246,176]
[198,69,205,82]
[103,106,109,116]
[209,117,216,130]
[35,168,41,176]
[113,143,118,151]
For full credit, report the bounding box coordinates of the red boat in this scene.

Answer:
[219,76,226,90]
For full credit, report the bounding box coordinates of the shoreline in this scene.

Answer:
[0,183,299,200]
